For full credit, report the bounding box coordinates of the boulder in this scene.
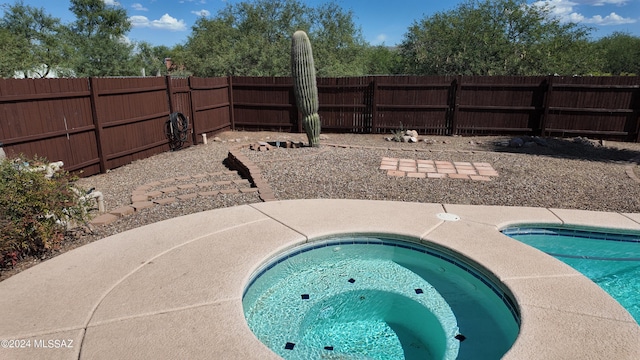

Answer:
[509,137,524,148]
[405,130,419,138]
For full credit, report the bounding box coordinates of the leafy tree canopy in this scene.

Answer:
[398,0,598,76]
[64,0,138,77]
[0,1,68,78]
[184,0,368,77]
[594,32,640,76]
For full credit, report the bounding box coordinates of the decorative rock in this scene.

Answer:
[523,141,537,148]
[509,137,524,148]
[405,130,419,138]
[533,137,548,147]
[574,136,602,147]
[402,135,412,143]
[408,137,418,143]
[385,137,393,141]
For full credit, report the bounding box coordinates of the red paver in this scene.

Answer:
[220,188,240,194]
[131,195,149,203]
[407,172,426,178]
[196,182,214,188]
[145,191,163,198]
[470,175,491,181]
[175,176,192,181]
[457,169,478,175]
[437,168,457,174]
[449,174,470,180]
[478,170,499,177]
[215,181,233,186]
[154,197,177,205]
[380,164,397,170]
[160,186,178,193]
[199,191,219,197]
[90,213,119,226]
[132,201,154,210]
[417,160,435,165]
[239,187,259,193]
[427,173,447,179]
[192,174,208,179]
[387,170,406,177]
[110,206,135,217]
[417,167,437,173]
[399,166,417,172]
[178,184,197,190]
[177,193,198,200]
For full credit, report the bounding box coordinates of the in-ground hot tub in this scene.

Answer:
[243,235,520,360]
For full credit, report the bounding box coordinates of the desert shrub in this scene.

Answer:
[0,156,89,269]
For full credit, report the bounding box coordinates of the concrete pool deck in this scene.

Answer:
[0,199,638,359]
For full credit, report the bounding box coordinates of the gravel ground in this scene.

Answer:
[3,130,640,280]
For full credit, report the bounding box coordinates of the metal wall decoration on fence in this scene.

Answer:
[1,75,639,177]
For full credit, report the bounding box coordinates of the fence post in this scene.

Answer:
[228,76,235,131]
[370,77,378,134]
[165,75,175,114]
[540,75,554,137]
[188,76,199,145]
[88,77,107,173]
[450,76,462,136]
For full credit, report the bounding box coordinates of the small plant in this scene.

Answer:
[390,122,406,142]
[0,155,90,269]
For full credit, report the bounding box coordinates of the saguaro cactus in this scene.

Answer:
[291,30,320,147]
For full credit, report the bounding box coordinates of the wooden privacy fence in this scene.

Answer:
[233,75,640,139]
[1,75,639,177]
[0,76,232,176]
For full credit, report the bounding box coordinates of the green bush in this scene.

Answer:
[0,156,89,269]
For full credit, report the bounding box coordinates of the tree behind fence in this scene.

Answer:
[1,75,638,177]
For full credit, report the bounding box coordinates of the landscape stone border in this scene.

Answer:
[90,170,259,226]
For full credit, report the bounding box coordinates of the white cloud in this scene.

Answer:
[373,34,387,45]
[533,0,636,25]
[129,14,187,31]
[103,0,121,6]
[583,12,636,25]
[578,0,628,5]
[131,3,148,11]
[191,9,211,17]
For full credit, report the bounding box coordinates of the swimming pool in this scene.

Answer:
[243,236,520,360]
[502,225,640,324]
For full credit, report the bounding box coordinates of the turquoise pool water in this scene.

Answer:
[243,236,520,360]
[503,226,640,323]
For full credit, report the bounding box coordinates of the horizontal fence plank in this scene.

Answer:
[0,90,90,103]
[1,125,95,145]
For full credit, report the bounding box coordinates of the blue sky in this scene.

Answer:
[5,0,640,47]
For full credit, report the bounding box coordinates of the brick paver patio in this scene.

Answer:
[380,157,499,181]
